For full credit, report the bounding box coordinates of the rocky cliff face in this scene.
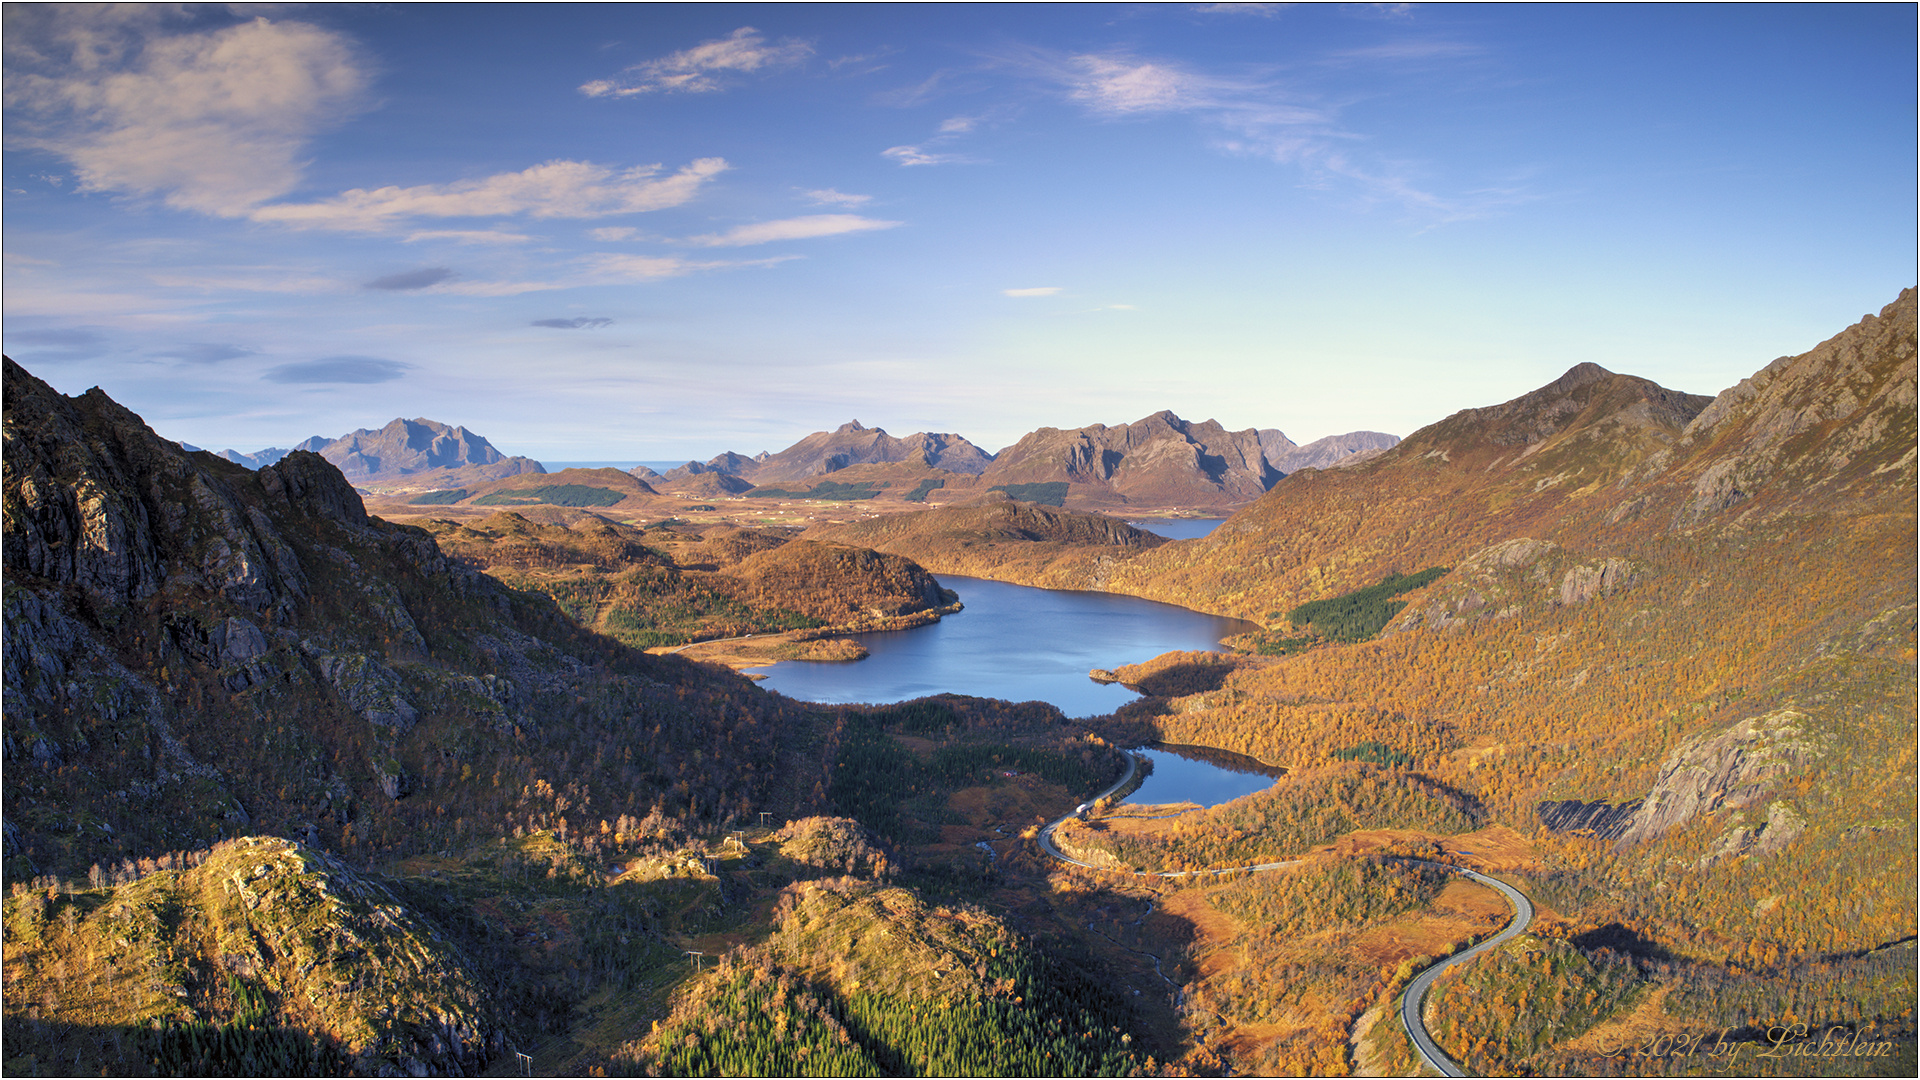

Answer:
[1615,708,1826,849]
[2,354,814,878]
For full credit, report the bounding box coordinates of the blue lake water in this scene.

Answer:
[747,575,1257,718]
[1127,518,1227,540]
[1126,744,1282,808]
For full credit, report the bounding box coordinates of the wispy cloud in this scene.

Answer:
[2,325,111,361]
[1329,40,1484,63]
[1003,286,1062,297]
[363,267,457,291]
[263,356,410,384]
[1011,44,1517,222]
[403,229,532,244]
[803,188,872,207]
[883,145,967,167]
[153,342,254,364]
[1190,3,1290,14]
[532,317,614,330]
[3,7,370,215]
[423,252,797,297]
[250,158,729,233]
[580,27,810,97]
[590,226,640,241]
[685,215,902,247]
[1063,54,1235,114]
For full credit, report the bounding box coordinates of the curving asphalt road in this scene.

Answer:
[1034,752,1537,1077]
[1395,862,1535,1077]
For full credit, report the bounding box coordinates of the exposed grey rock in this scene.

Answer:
[374,758,416,801]
[1673,289,1917,525]
[311,651,419,732]
[1617,708,1825,847]
[1559,557,1639,605]
[262,450,371,529]
[220,618,269,665]
[1696,801,1806,867]
[1387,538,1558,634]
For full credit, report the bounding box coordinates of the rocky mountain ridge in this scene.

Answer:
[198,417,545,491]
[1257,428,1401,472]
[660,420,995,486]
[651,412,1405,510]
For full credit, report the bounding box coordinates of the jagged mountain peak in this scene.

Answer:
[286,417,545,487]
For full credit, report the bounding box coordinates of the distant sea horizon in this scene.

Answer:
[542,460,689,473]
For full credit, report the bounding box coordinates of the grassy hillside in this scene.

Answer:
[805,497,1167,588]
[1049,294,1917,1072]
[414,513,956,649]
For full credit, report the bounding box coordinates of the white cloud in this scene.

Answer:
[1190,3,1289,15]
[590,226,640,241]
[580,27,810,97]
[883,145,965,167]
[803,188,872,207]
[249,158,729,233]
[1331,40,1484,62]
[938,115,979,134]
[1003,286,1062,297]
[3,10,371,215]
[684,215,902,247]
[427,252,800,297]
[1066,55,1219,114]
[403,229,533,244]
[1009,44,1513,221]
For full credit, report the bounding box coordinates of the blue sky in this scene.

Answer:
[5,3,1914,461]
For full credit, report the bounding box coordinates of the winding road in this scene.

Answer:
[1395,862,1535,1077]
[1035,750,1537,1077]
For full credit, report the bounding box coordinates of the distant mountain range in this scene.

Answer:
[185,418,544,489]
[196,413,1400,512]
[647,414,1401,511]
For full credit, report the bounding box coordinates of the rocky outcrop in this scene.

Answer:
[1695,800,1807,867]
[1672,289,1916,525]
[1387,538,1641,633]
[309,650,420,732]
[1558,557,1639,605]
[1616,708,1826,847]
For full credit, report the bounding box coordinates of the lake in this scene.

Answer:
[747,575,1257,717]
[1126,744,1282,808]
